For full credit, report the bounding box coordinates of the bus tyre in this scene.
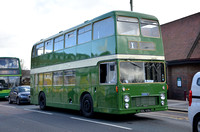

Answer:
[39,92,46,110]
[193,116,200,132]
[81,94,93,117]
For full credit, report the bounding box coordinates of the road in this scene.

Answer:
[0,100,191,132]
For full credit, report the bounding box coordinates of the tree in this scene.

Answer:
[20,59,28,70]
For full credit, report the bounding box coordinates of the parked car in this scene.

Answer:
[188,72,200,132]
[8,86,30,105]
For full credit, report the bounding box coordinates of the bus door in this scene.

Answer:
[97,62,118,110]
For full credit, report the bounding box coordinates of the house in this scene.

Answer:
[161,12,200,100]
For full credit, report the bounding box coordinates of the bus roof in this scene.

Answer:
[0,57,19,60]
[34,10,158,45]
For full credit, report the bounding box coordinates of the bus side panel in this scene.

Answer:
[76,67,92,105]
[30,75,36,104]
[96,85,118,113]
[0,90,11,98]
[91,36,116,57]
[91,66,98,109]
[76,42,91,60]
[52,85,62,104]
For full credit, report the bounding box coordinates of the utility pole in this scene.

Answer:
[130,0,133,11]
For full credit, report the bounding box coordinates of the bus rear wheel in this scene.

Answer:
[81,94,93,117]
[39,92,46,110]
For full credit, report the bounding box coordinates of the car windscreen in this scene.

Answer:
[19,87,30,92]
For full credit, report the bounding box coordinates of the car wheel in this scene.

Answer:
[39,92,46,110]
[16,97,21,105]
[193,116,200,132]
[8,97,13,104]
[81,94,93,117]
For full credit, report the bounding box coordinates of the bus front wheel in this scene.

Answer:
[39,92,46,110]
[81,94,93,117]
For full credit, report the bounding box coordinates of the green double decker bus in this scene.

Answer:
[0,57,22,98]
[30,11,167,117]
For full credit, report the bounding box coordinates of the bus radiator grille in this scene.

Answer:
[131,96,158,107]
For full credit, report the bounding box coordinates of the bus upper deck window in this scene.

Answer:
[140,19,160,38]
[93,17,114,40]
[36,43,44,56]
[44,39,53,54]
[117,16,140,36]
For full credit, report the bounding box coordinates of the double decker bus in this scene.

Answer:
[0,57,22,98]
[30,11,167,117]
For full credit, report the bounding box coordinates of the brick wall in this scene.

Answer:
[167,63,200,100]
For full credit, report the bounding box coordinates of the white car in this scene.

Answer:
[188,72,200,132]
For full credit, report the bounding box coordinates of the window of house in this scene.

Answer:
[100,62,116,84]
[65,31,76,48]
[54,36,64,51]
[78,25,92,44]
[44,72,52,86]
[45,39,53,54]
[93,17,114,40]
[53,71,63,86]
[64,70,75,85]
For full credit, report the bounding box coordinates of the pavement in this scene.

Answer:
[167,99,188,112]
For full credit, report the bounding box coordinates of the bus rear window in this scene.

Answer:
[0,58,19,69]
[140,19,160,38]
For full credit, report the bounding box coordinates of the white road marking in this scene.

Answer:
[0,104,16,109]
[24,108,53,115]
[70,117,132,130]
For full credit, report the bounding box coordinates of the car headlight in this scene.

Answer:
[160,93,165,100]
[124,95,130,102]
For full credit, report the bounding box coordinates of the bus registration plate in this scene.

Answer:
[140,109,151,113]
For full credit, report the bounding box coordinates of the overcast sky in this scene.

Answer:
[0,0,199,69]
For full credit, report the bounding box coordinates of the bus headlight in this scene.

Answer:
[160,93,165,100]
[124,95,130,102]
[125,103,129,109]
[161,101,165,106]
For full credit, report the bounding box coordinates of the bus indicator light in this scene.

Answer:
[116,86,118,93]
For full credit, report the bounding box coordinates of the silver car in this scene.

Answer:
[188,72,200,132]
[8,86,30,105]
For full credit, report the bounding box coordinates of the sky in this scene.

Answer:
[0,0,199,69]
